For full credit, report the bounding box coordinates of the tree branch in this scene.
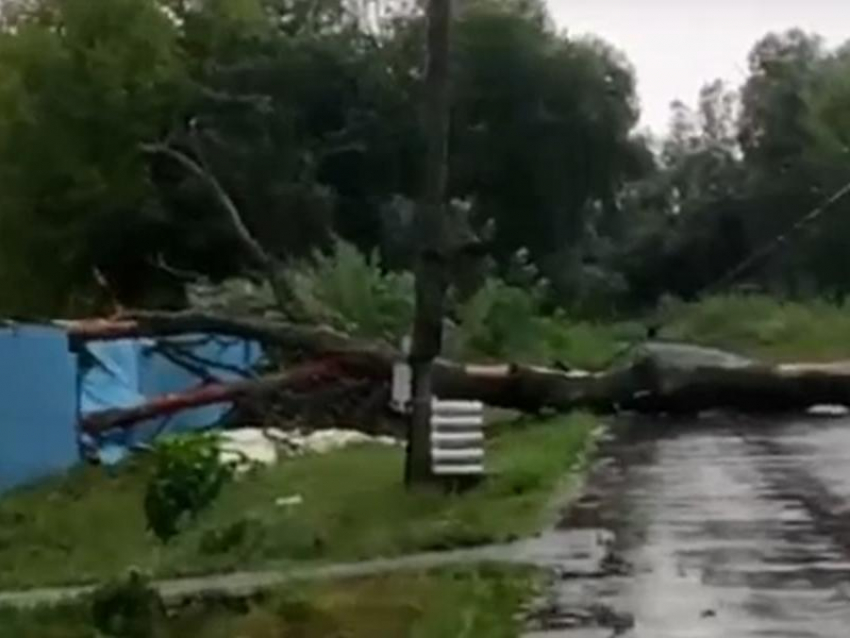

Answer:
[81,360,351,434]
[65,310,395,373]
[142,143,273,271]
[141,141,300,317]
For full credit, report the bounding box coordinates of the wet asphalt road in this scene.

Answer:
[528,414,850,638]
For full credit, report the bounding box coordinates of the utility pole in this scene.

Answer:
[406,0,452,485]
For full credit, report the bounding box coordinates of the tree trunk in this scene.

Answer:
[408,0,453,484]
[79,355,850,434]
[72,316,850,432]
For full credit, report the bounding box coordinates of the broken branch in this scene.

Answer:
[141,143,272,272]
[81,359,360,434]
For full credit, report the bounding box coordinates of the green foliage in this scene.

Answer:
[806,52,850,164]
[90,571,167,638]
[454,279,549,362]
[451,6,645,266]
[452,278,632,369]
[144,433,235,543]
[0,414,595,589]
[0,0,187,315]
[8,0,850,319]
[0,0,649,315]
[614,29,850,306]
[287,239,414,341]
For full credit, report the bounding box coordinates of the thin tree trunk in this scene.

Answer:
[407,0,453,485]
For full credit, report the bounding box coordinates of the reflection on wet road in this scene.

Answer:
[529,415,850,638]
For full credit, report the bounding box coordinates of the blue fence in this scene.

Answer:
[0,325,261,492]
[0,326,79,492]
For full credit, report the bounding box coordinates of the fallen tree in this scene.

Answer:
[81,360,352,434]
[68,312,850,433]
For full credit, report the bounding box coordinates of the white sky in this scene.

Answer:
[547,0,850,135]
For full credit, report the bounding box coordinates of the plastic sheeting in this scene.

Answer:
[0,326,79,491]
[79,334,262,464]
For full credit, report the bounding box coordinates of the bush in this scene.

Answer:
[286,239,414,342]
[453,279,550,362]
[452,278,628,368]
[91,570,166,638]
[144,433,234,543]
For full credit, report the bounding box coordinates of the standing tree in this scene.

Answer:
[406,0,452,485]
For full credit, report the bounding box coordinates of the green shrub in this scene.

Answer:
[452,278,627,368]
[90,571,166,638]
[286,239,414,342]
[453,279,549,362]
[144,433,234,543]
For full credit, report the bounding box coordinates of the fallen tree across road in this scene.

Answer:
[68,312,850,432]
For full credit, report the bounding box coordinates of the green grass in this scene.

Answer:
[0,565,537,638]
[660,295,850,361]
[0,414,596,590]
[0,602,92,638]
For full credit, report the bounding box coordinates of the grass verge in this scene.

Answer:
[660,294,850,361]
[0,564,537,638]
[0,414,596,590]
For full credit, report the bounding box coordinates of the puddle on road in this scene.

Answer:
[525,415,850,638]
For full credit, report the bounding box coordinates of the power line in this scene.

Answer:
[700,178,850,296]
[582,176,850,366]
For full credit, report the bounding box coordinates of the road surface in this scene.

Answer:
[527,414,850,637]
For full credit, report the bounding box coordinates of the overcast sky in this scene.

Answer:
[547,0,850,135]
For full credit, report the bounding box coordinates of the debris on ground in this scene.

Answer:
[266,428,399,457]
[219,427,399,470]
[219,429,279,469]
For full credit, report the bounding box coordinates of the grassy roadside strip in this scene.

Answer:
[0,414,597,590]
[0,564,539,638]
[660,295,850,362]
